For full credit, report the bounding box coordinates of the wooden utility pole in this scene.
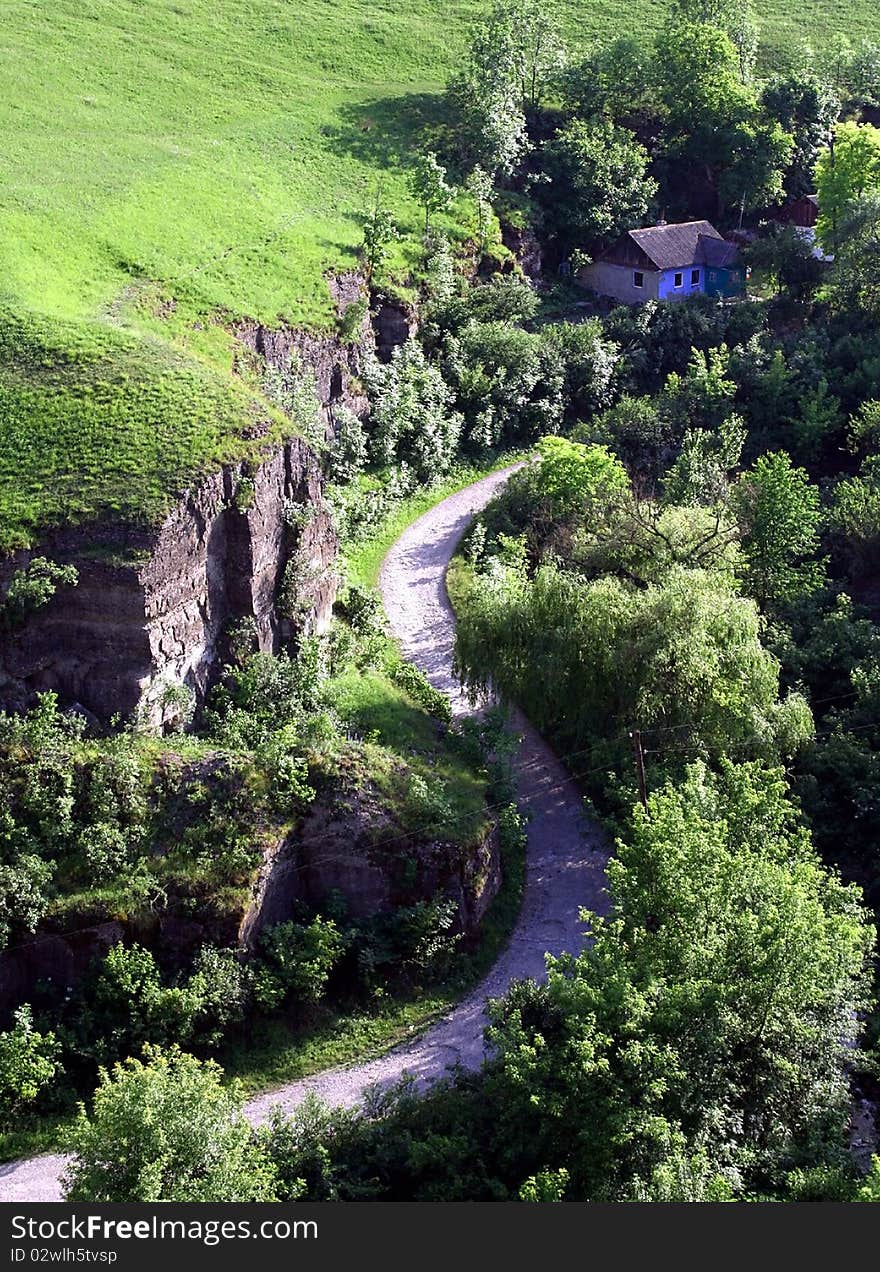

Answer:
[629,730,648,810]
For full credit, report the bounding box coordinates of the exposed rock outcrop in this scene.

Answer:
[502,222,543,281]
[240,776,501,948]
[0,272,410,727]
[373,298,417,362]
[236,274,416,447]
[0,922,125,1018]
[0,436,338,727]
[237,273,375,437]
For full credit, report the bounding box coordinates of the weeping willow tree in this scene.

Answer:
[454,560,812,799]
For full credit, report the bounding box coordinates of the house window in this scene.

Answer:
[633,271,644,288]
[709,271,717,281]
[730,270,740,282]
[690,269,700,286]
[673,272,683,288]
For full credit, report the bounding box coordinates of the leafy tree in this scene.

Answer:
[815,121,880,251]
[732,452,826,609]
[581,394,672,491]
[539,320,620,424]
[259,917,346,1009]
[0,558,78,634]
[661,345,737,434]
[407,151,455,237]
[505,437,628,529]
[64,1047,279,1202]
[0,1005,61,1118]
[761,71,840,198]
[848,40,880,108]
[0,854,54,951]
[603,292,765,398]
[654,22,793,218]
[365,339,462,481]
[744,223,825,302]
[561,37,656,131]
[726,0,758,84]
[814,37,880,108]
[80,943,199,1064]
[455,558,812,789]
[539,119,656,249]
[327,406,368,483]
[449,0,565,171]
[663,413,745,506]
[482,760,871,1196]
[847,399,880,455]
[824,192,880,319]
[789,378,842,464]
[359,203,399,283]
[655,21,750,134]
[465,166,494,253]
[519,1168,570,1201]
[829,456,880,577]
[184,945,254,1045]
[446,19,529,177]
[490,0,567,114]
[814,34,858,97]
[74,941,255,1064]
[857,1157,880,1201]
[668,0,761,83]
[424,273,538,344]
[443,321,564,451]
[667,0,758,83]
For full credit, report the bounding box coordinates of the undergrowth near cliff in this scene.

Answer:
[0,578,511,1160]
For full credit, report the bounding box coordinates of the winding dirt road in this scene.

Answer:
[0,465,608,1202]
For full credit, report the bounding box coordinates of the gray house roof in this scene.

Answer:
[698,235,740,268]
[603,220,739,272]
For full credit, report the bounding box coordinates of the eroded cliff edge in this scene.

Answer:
[0,273,418,727]
[0,436,338,727]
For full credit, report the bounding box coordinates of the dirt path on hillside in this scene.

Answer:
[0,465,608,1202]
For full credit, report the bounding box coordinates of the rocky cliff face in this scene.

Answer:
[240,775,501,949]
[0,272,415,727]
[0,436,338,727]
[236,272,416,440]
[502,222,543,281]
[237,273,374,437]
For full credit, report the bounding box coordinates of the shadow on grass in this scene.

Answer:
[323,91,452,174]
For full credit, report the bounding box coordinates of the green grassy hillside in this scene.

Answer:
[1,0,877,546]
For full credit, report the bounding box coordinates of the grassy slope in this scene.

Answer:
[0,308,296,550]
[3,0,871,328]
[2,0,877,548]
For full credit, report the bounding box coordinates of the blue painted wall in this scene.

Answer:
[658,266,703,300]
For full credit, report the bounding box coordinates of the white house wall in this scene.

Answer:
[578,261,660,304]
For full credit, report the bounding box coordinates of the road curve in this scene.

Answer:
[0,465,608,1202]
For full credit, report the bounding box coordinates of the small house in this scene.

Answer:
[578,220,746,305]
[771,194,833,261]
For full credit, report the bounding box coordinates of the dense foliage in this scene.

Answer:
[65,1048,279,1203]
[253,762,871,1202]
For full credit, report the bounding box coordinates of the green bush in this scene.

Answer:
[0,558,78,633]
[0,1005,61,1119]
[389,659,452,723]
[64,1047,279,1202]
[259,917,346,1009]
